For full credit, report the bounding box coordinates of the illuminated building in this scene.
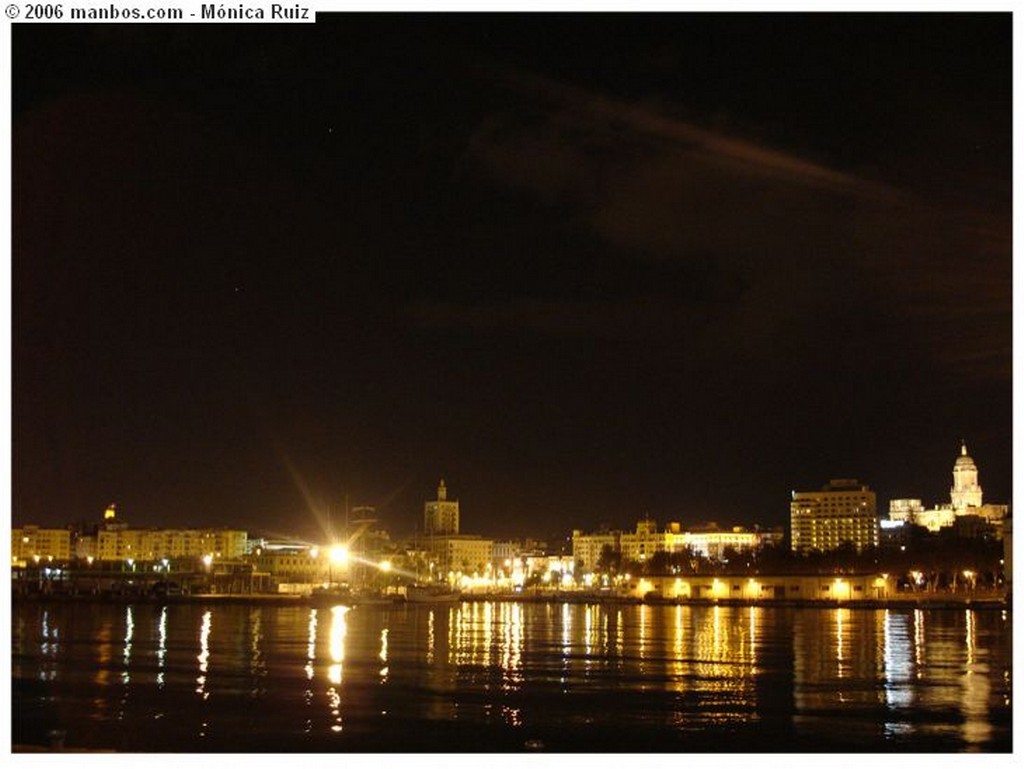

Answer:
[626,573,894,601]
[619,518,673,562]
[424,478,459,535]
[683,525,765,560]
[572,529,620,571]
[886,441,1008,535]
[418,480,492,576]
[888,499,924,523]
[790,479,879,554]
[951,441,983,511]
[11,525,72,564]
[582,520,770,566]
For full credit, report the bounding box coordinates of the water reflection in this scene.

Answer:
[881,609,913,736]
[379,628,389,681]
[961,610,991,749]
[426,609,435,664]
[9,602,1013,751]
[195,610,211,698]
[156,606,167,687]
[122,606,134,685]
[835,607,846,678]
[327,605,347,685]
[326,606,348,734]
[499,602,523,691]
[249,608,266,699]
[305,608,317,682]
[39,609,59,682]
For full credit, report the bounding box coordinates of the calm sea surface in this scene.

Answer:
[11,600,1012,752]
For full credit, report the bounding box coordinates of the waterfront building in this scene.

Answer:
[626,573,894,602]
[424,478,459,535]
[417,480,492,576]
[80,526,248,563]
[523,553,575,580]
[683,525,764,561]
[619,518,674,562]
[422,535,494,576]
[790,479,879,554]
[11,525,72,565]
[572,529,620,571]
[492,539,520,570]
[253,546,327,584]
[580,520,769,567]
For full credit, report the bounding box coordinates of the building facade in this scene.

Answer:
[423,535,494,576]
[12,526,72,563]
[82,527,248,563]
[572,529,621,571]
[424,479,460,535]
[790,479,879,554]
[886,442,1009,535]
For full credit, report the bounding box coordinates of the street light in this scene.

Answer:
[328,544,349,588]
[329,544,349,566]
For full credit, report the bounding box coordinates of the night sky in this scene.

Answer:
[12,15,1012,542]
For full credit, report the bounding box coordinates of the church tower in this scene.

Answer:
[951,441,983,512]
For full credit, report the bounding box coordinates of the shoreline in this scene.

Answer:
[11,590,1010,611]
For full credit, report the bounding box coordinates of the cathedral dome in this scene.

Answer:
[955,441,976,467]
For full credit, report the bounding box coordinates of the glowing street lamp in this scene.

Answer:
[202,553,213,569]
[327,544,349,588]
[329,544,349,566]
[378,560,392,573]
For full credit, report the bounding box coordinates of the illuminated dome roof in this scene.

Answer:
[955,441,976,467]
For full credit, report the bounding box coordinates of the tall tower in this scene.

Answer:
[951,441,983,512]
[424,478,460,535]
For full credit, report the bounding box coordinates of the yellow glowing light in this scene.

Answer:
[962,570,975,580]
[378,560,392,572]
[202,554,213,567]
[329,544,349,566]
[309,546,320,559]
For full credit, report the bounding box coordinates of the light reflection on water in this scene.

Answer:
[11,601,1013,752]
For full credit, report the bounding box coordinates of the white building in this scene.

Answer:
[887,441,1009,535]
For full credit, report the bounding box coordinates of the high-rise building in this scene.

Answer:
[424,479,459,535]
[790,479,879,554]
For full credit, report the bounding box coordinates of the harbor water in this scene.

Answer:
[11,600,1012,752]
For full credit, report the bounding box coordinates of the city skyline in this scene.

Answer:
[11,437,1004,546]
[13,15,1011,541]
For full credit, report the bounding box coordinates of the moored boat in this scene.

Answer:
[403,584,461,603]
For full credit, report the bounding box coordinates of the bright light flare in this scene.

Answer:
[329,544,349,566]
